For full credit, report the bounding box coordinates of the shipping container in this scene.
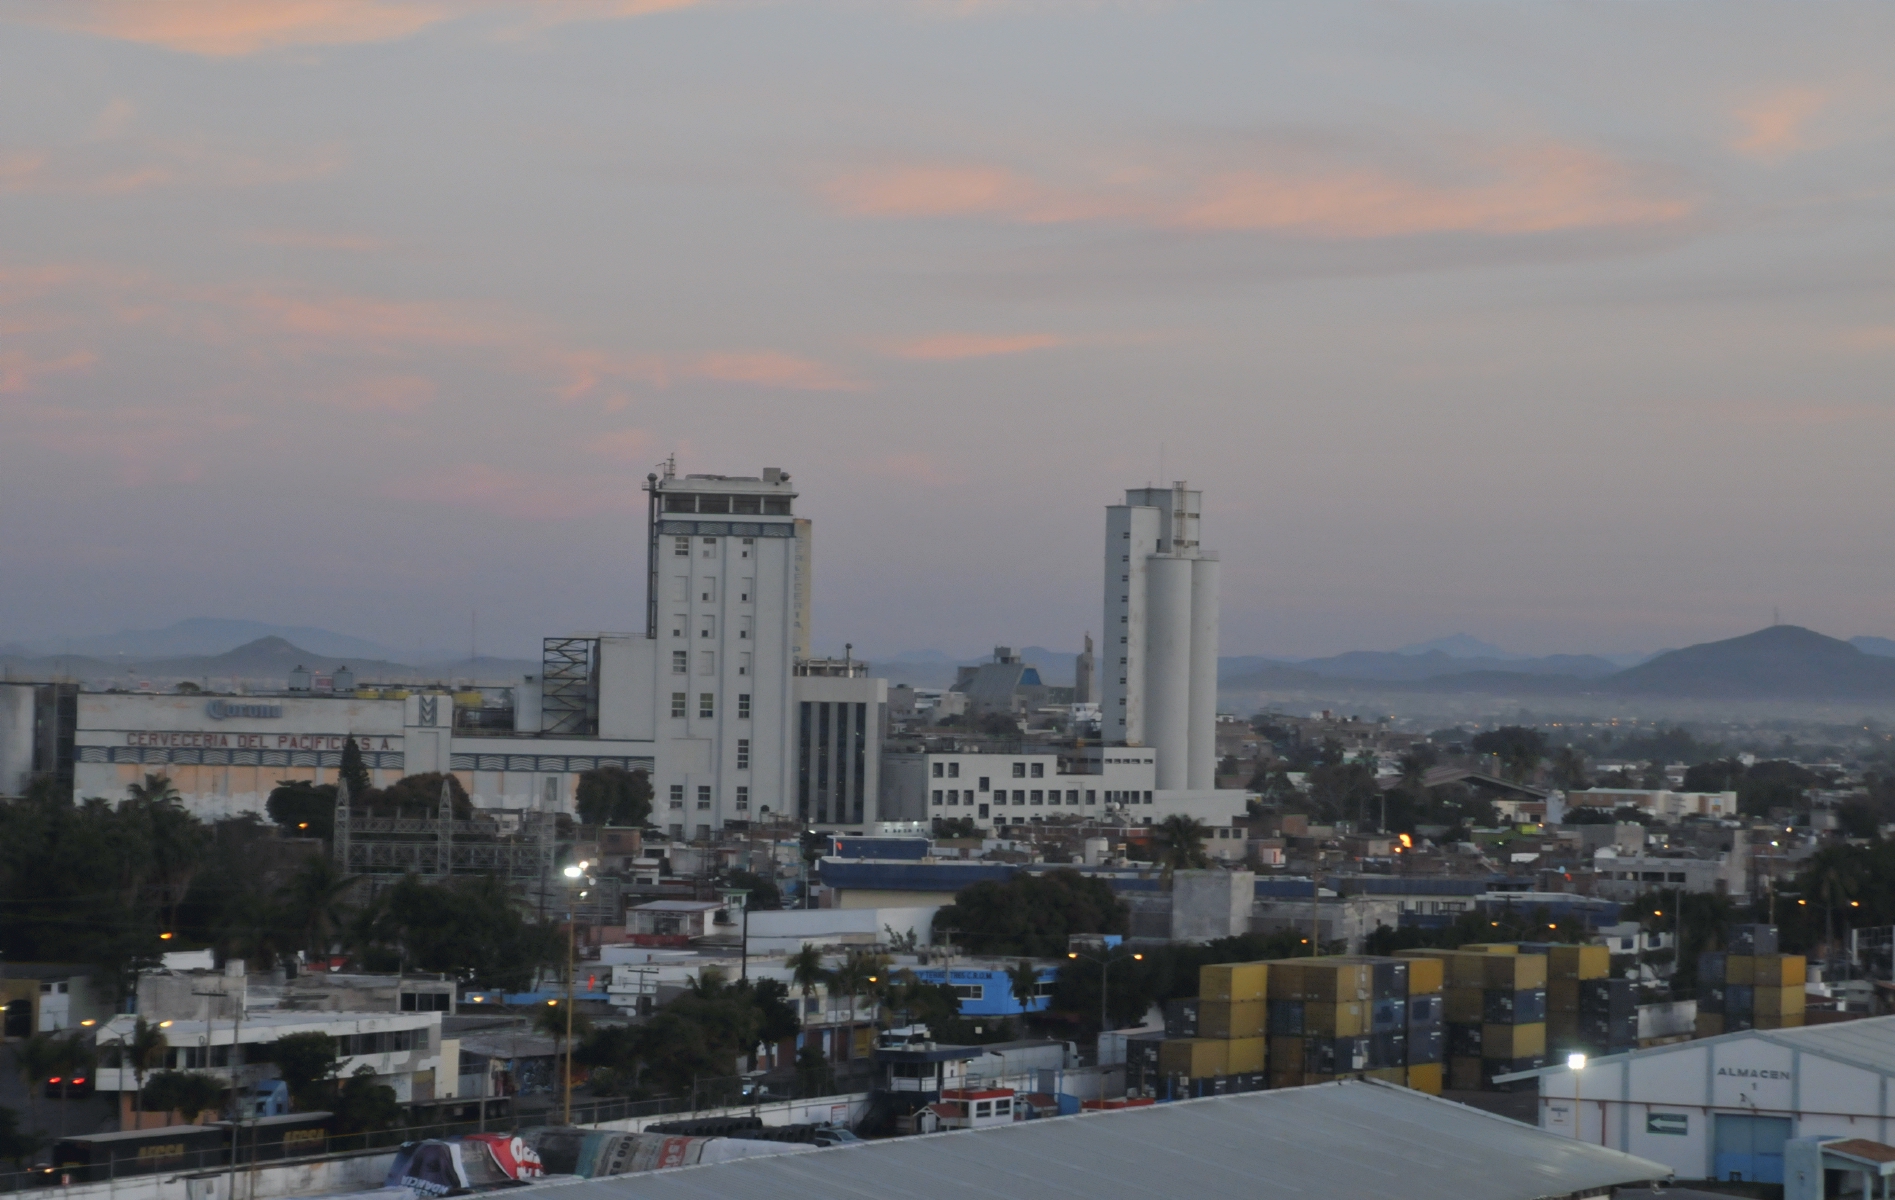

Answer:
[1407,1025,1444,1065]
[1369,1031,1407,1070]
[1266,961,1303,1001]
[1299,961,1372,1003]
[1159,1037,1228,1080]
[1268,1035,1304,1071]
[1753,986,1803,1018]
[1480,953,1548,991]
[1480,1022,1546,1059]
[1730,924,1779,956]
[1725,985,1755,1016]
[1164,997,1201,1038]
[1366,1067,1405,1084]
[1267,1000,1304,1037]
[1448,1023,1484,1058]
[1370,996,1408,1032]
[1549,943,1611,980]
[1698,951,1727,985]
[1406,1062,1443,1095]
[1407,994,1442,1027]
[1483,987,1548,1024]
[1200,962,1269,1003]
[1548,978,1579,1013]
[1757,955,1805,989]
[1302,1001,1367,1038]
[1448,1056,1484,1091]
[1578,978,1634,1019]
[1406,956,1444,996]
[1444,988,1484,1025]
[1461,943,1520,955]
[1695,1012,1724,1038]
[1755,1010,1805,1029]
[1199,999,1267,1039]
[1304,1035,1370,1075]
[1226,1036,1267,1074]
[1371,960,1409,1000]
[50,1125,232,1183]
[1726,955,1755,986]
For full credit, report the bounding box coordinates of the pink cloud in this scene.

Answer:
[587,427,657,463]
[0,349,95,394]
[864,452,964,487]
[823,140,1694,239]
[321,374,437,413]
[10,0,704,57]
[1732,88,1828,160]
[687,352,864,391]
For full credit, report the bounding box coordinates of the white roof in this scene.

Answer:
[506,1080,1667,1200]
[1501,1014,1895,1082]
[632,900,726,912]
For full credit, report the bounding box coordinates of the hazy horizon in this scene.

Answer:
[4,3,1892,660]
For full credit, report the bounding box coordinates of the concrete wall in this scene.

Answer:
[745,905,940,953]
[0,683,35,796]
[1170,870,1253,942]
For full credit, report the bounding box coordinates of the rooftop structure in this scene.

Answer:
[502,1079,1666,1200]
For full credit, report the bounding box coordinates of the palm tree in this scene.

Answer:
[1007,959,1042,1021]
[123,1018,171,1130]
[785,946,828,1014]
[278,854,359,963]
[126,774,180,805]
[1153,815,1209,873]
[828,951,887,1044]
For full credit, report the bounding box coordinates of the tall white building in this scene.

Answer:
[643,465,807,836]
[1101,482,1220,791]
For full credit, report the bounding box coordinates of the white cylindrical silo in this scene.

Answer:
[1187,555,1221,791]
[1144,555,1193,791]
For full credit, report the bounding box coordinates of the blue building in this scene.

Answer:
[907,963,1060,1016]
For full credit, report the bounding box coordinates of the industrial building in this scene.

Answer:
[1520,1016,1895,1185]
[502,1079,1668,1200]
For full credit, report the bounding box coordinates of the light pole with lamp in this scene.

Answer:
[1066,945,1143,1064]
[719,888,751,982]
[559,861,592,1125]
[1566,1052,1586,1141]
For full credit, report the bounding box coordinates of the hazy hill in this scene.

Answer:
[34,617,401,662]
[1283,648,1621,682]
[1852,636,1895,658]
[1603,625,1895,700]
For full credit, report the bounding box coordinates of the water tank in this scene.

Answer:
[1187,556,1220,790]
[288,665,312,693]
[332,666,355,694]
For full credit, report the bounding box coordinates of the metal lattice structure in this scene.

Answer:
[541,637,599,735]
[333,779,562,884]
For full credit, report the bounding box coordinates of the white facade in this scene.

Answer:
[1533,1018,1895,1184]
[899,748,1245,831]
[792,668,888,828]
[1102,483,1219,790]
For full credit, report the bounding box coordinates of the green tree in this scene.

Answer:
[721,869,781,911]
[934,869,1127,957]
[352,873,559,990]
[1007,959,1042,1016]
[785,946,829,1008]
[338,737,372,798]
[123,1018,171,1125]
[142,1071,226,1123]
[333,1066,401,1137]
[1471,727,1548,782]
[277,854,358,962]
[793,1045,833,1096]
[749,978,802,1048]
[1152,815,1210,871]
[265,781,338,842]
[12,1034,61,1140]
[374,773,472,819]
[0,1105,37,1170]
[574,766,653,828]
[1549,746,1589,790]
[267,1031,338,1112]
[126,773,181,806]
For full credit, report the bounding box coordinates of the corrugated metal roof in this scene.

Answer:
[510,1080,1667,1200]
[1498,1014,1895,1083]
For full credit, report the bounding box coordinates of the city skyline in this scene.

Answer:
[3,3,1893,659]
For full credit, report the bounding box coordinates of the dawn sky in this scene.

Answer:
[2,1,1892,662]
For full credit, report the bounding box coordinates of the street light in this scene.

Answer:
[1067,947,1143,1062]
[1567,1053,1587,1140]
[559,862,589,1124]
[719,888,752,982]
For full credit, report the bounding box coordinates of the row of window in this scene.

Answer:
[672,650,754,676]
[670,614,755,637]
[669,692,753,719]
[665,494,790,515]
[667,783,752,810]
[932,788,1154,807]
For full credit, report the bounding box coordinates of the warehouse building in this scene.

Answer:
[503,1078,1667,1200]
[1519,1016,1895,1185]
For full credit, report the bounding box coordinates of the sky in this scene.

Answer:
[2,1,1893,662]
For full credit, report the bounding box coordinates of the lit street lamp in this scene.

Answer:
[560,861,590,1123]
[1066,945,1143,1063]
[1567,1052,1587,1140]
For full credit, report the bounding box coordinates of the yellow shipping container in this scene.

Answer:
[1758,955,1806,989]
[1549,944,1610,980]
[1449,1056,1484,1092]
[1461,943,1519,954]
[1696,1012,1725,1038]
[1406,956,1444,996]
[1201,962,1269,1003]
[1159,1038,1229,1080]
[1481,1022,1546,1059]
[1266,962,1303,1001]
[1303,1001,1368,1038]
[1268,1069,1304,1090]
[1406,1062,1444,1095]
[1226,1036,1267,1074]
[1299,961,1372,1002]
[1199,999,1267,1039]
[1482,954,1548,991]
[1725,955,1755,986]
[1444,988,1484,1025]
[1367,1067,1404,1084]
[1754,986,1804,1018]
[1268,1036,1304,1071]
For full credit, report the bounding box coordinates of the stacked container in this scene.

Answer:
[1265,959,1372,1088]
[1404,955,1446,1095]
[1540,944,1632,1055]
[1404,946,1548,1091]
[1698,944,1805,1036]
[1198,962,1269,1074]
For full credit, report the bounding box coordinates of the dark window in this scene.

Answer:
[697,494,731,514]
[664,494,696,513]
[763,497,792,514]
[731,495,761,514]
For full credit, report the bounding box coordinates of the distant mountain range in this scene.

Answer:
[1,632,537,687]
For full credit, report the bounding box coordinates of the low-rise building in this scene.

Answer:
[1590,846,1747,898]
[1567,788,1739,822]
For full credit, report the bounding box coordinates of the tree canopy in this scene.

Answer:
[933,869,1127,957]
[575,766,654,828]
